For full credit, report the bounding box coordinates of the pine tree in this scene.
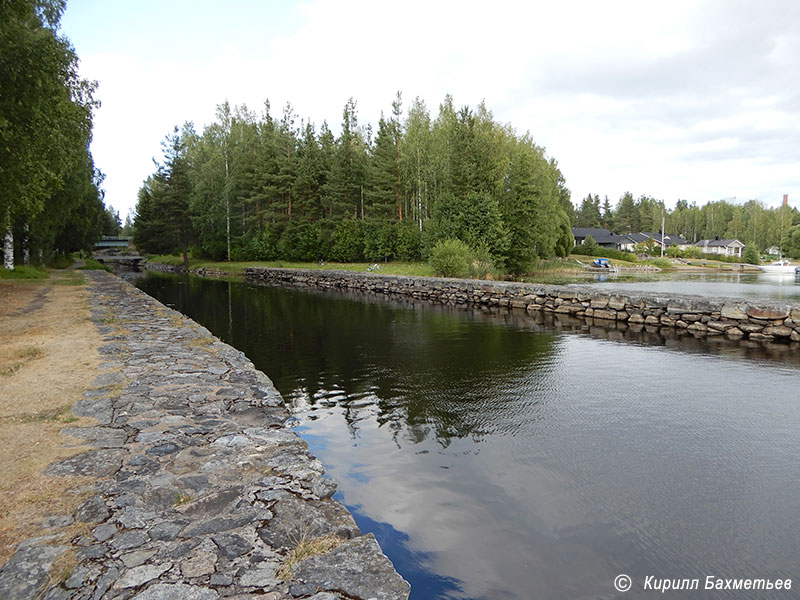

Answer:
[366,115,400,220]
[134,126,194,268]
[326,99,367,220]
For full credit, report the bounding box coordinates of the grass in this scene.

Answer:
[0,275,102,563]
[146,251,760,282]
[51,271,85,286]
[277,534,345,580]
[173,492,192,506]
[0,345,44,378]
[147,254,436,277]
[76,258,112,272]
[0,266,49,280]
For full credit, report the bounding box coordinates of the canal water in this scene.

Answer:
[545,271,800,302]
[135,272,800,599]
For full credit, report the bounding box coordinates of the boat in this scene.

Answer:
[574,258,660,273]
[576,258,620,273]
[757,259,799,274]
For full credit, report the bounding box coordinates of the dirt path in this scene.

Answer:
[0,271,103,563]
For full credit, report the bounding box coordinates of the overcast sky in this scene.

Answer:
[60,0,800,220]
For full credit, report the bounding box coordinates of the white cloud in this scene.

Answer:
[68,0,800,218]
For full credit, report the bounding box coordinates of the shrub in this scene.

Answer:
[363,220,396,262]
[277,222,321,261]
[602,248,637,262]
[234,229,278,261]
[468,244,495,279]
[681,246,704,259]
[646,258,672,269]
[582,234,599,255]
[573,244,636,262]
[330,219,363,262]
[742,244,760,265]
[395,221,422,261]
[48,254,74,269]
[429,239,473,278]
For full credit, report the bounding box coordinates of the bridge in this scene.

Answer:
[93,236,143,267]
[92,254,144,267]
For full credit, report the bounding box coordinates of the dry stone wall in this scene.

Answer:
[0,271,409,600]
[244,267,800,345]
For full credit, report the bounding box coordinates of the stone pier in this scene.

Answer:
[244,267,800,345]
[0,271,409,600]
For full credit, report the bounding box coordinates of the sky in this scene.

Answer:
[59,0,800,221]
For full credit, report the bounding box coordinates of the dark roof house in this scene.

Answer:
[621,232,690,249]
[571,228,629,249]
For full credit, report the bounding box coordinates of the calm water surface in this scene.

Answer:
[135,273,800,599]
[557,271,800,301]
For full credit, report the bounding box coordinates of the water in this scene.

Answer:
[553,271,800,301]
[135,273,800,599]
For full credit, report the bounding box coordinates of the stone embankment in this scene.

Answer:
[244,268,800,345]
[0,271,409,600]
[143,261,228,279]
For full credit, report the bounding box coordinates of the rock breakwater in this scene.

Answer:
[244,268,800,345]
[0,271,409,600]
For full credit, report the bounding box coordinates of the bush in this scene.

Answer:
[363,220,396,262]
[468,244,495,279]
[395,221,422,261]
[646,258,672,269]
[602,248,637,262]
[429,238,473,278]
[330,219,363,262]
[276,222,321,261]
[681,246,704,259]
[234,228,278,261]
[77,258,112,272]
[582,234,599,255]
[742,244,760,265]
[48,254,74,269]
[573,244,636,262]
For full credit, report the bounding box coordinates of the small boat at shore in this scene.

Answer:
[575,259,660,273]
[757,260,799,274]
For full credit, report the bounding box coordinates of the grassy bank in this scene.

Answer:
[145,252,760,281]
[147,255,436,277]
[0,270,104,562]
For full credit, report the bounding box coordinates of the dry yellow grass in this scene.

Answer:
[0,272,104,563]
[277,534,345,580]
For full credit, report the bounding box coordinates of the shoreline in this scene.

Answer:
[243,267,800,346]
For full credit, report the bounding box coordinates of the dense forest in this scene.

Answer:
[1,0,110,270]
[574,192,800,251]
[133,95,575,274]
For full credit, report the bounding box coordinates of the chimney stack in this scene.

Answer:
[783,194,789,206]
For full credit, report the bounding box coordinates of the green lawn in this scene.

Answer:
[0,266,50,280]
[146,255,436,277]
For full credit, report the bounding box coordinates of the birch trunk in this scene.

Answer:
[3,228,13,270]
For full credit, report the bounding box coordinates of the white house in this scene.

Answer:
[695,238,745,257]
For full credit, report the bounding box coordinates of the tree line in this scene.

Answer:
[133,94,575,274]
[574,193,800,251]
[1,0,108,270]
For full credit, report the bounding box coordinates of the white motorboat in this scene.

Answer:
[757,259,799,274]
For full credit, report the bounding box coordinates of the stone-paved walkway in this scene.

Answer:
[0,271,409,600]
